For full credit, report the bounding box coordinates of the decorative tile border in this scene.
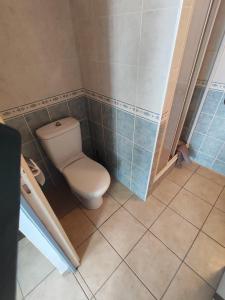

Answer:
[1,87,161,123]
[1,88,85,120]
[211,81,225,91]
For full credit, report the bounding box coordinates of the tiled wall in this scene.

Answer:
[87,97,157,199]
[5,94,92,184]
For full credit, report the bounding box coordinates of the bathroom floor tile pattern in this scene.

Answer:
[17,164,225,299]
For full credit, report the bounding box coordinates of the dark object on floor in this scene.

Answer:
[0,123,21,300]
[176,141,191,168]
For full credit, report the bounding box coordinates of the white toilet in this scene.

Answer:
[36,117,110,209]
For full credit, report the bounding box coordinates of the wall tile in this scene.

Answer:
[213,160,225,176]
[88,98,102,125]
[117,156,132,179]
[191,151,213,169]
[134,117,157,151]
[201,89,223,114]
[48,102,70,121]
[92,140,105,164]
[143,0,180,10]
[131,165,149,199]
[102,103,117,131]
[133,145,152,172]
[117,110,134,140]
[195,113,213,134]
[68,96,87,120]
[93,0,142,16]
[6,116,33,143]
[82,138,93,158]
[22,141,42,162]
[208,117,225,140]
[25,109,50,135]
[89,121,104,144]
[218,144,225,162]
[200,136,223,157]
[117,135,133,161]
[80,119,90,140]
[116,172,131,190]
[190,131,204,151]
[104,148,117,177]
[104,128,117,153]
[215,97,225,118]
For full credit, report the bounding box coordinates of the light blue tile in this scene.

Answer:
[117,156,132,179]
[134,117,157,152]
[80,119,90,140]
[116,173,131,190]
[190,131,204,151]
[201,89,223,114]
[102,104,117,131]
[82,138,94,158]
[88,98,102,124]
[192,151,213,169]
[48,102,70,121]
[218,144,225,162]
[131,164,149,200]
[89,121,104,144]
[92,140,105,164]
[68,96,87,120]
[117,134,133,161]
[215,98,225,118]
[25,109,50,135]
[213,160,225,176]
[208,116,225,140]
[133,145,152,172]
[195,113,213,134]
[200,136,223,158]
[104,149,117,177]
[104,128,117,153]
[6,116,33,143]
[117,109,134,140]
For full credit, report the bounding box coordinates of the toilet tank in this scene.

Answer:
[36,117,82,170]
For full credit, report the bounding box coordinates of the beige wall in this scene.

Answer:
[71,0,182,114]
[0,0,82,111]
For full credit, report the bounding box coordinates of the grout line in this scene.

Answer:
[73,271,94,300]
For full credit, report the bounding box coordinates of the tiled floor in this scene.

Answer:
[17,163,225,299]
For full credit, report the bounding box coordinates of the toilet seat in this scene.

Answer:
[62,155,110,208]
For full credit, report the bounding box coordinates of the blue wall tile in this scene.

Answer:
[200,136,223,157]
[116,172,131,190]
[104,128,117,153]
[22,141,42,162]
[68,96,87,120]
[213,160,225,176]
[218,144,225,162]
[80,119,90,140]
[208,117,225,140]
[82,138,93,158]
[133,145,152,172]
[117,109,134,140]
[190,131,204,151]
[88,98,102,125]
[25,108,50,135]
[89,121,104,144]
[195,113,213,134]
[191,151,213,169]
[117,156,132,179]
[102,104,117,131]
[201,89,223,114]
[131,164,149,200]
[48,102,70,121]
[215,99,225,118]
[117,134,133,161]
[6,116,33,143]
[134,117,157,152]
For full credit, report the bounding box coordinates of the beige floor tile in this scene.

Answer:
[16,282,23,300]
[60,207,96,248]
[215,188,225,212]
[100,207,146,258]
[203,208,225,247]
[167,166,193,186]
[184,173,223,205]
[185,232,225,288]
[77,231,122,294]
[151,208,198,259]
[170,189,212,228]
[126,232,181,299]
[197,166,225,186]
[25,270,87,300]
[152,178,180,205]
[162,264,214,300]
[74,271,93,299]
[183,161,199,171]
[108,180,133,204]
[82,194,120,228]
[124,194,166,228]
[95,262,154,300]
[17,242,54,296]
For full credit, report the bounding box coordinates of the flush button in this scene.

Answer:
[55,121,62,127]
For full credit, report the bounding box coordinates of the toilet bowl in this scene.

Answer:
[36,117,110,209]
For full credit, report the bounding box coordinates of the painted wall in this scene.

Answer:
[0,0,82,111]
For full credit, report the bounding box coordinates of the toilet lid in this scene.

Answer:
[62,156,110,198]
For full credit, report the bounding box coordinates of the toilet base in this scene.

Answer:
[72,190,103,209]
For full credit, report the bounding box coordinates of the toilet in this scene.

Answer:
[36,117,110,209]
